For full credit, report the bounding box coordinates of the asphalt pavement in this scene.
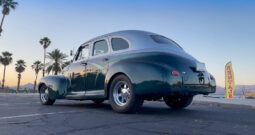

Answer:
[0,94,254,135]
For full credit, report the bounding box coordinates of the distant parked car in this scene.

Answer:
[38,30,216,113]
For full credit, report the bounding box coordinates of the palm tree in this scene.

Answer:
[61,60,71,69]
[47,49,68,75]
[0,51,12,88]
[0,0,18,36]
[15,60,26,93]
[46,65,53,75]
[39,37,51,77]
[31,60,43,91]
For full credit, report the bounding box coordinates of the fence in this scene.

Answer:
[0,88,38,93]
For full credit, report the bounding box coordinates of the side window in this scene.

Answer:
[111,38,129,51]
[93,40,108,56]
[76,45,90,61]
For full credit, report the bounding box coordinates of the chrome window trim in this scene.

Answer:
[91,37,110,58]
[73,44,91,63]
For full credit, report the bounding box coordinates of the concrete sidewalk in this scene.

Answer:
[193,95,255,108]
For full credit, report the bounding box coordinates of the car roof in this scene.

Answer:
[82,30,161,51]
[79,30,195,61]
[85,30,156,43]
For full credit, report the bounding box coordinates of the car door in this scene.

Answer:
[85,38,109,96]
[66,44,90,92]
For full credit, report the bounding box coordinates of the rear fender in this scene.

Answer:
[105,60,181,96]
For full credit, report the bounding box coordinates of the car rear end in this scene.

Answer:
[149,35,216,96]
[157,51,216,96]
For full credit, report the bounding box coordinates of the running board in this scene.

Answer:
[65,90,105,100]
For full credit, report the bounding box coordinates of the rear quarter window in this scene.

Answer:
[111,38,129,51]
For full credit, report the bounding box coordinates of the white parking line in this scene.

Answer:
[0,102,41,106]
[0,110,82,120]
[0,100,84,106]
[0,103,9,106]
[15,102,41,105]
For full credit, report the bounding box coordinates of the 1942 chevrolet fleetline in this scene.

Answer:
[38,30,216,113]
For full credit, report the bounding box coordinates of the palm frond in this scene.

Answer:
[0,51,13,66]
[15,59,26,73]
[39,37,51,49]
[31,60,43,74]
[46,65,53,75]
[62,61,71,69]
[46,49,68,75]
[1,0,18,15]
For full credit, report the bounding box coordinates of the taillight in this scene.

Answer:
[210,75,215,80]
[172,71,180,76]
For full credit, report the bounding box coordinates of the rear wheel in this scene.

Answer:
[109,75,143,113]
[39,85,55,105]
[163,96,193,109]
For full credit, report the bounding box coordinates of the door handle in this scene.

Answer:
[81,62,87,66]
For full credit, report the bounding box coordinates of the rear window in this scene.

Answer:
[151,35,182,49]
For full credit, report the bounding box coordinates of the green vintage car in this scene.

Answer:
[38,30,216,113]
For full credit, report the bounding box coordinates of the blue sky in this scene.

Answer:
[0,0,255,86]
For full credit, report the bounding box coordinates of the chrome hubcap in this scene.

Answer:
[40,87,49,103]
[113,81,131,106]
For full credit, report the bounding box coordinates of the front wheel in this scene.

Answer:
[109,75,144,113]
[163,96,193,109]
[39,85,55,105]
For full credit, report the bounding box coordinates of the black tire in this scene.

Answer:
[39,85,55,105]
[92,99,105,104]
[163,96,193,109]
[109,75,144,113]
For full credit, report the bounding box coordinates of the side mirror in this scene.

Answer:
[70,50,73,56]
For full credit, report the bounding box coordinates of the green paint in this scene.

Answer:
[106,52,161,64]
[38,51,216,101]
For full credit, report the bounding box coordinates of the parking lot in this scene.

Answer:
[0,94,254,135]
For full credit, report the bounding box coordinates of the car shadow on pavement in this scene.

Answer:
[53,101,113,111]
[52,101,201,116]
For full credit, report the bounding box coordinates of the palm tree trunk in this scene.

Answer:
[17,73,21,93]
[2,65,6,88]
[43,48,46,77]
[0,14,6,36]
[33,74,38,92]
[33,81,36,92]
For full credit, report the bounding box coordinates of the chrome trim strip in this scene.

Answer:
[69,90,105,96]
[69,91,86,96]
[85,90,105,96]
